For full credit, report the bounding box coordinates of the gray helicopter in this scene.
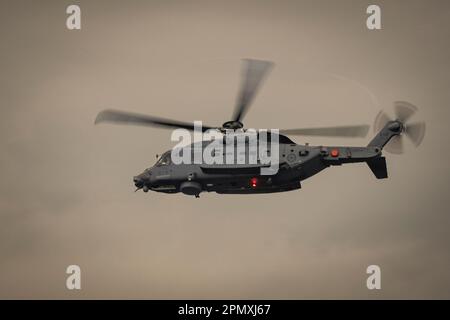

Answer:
[95,59,425,197]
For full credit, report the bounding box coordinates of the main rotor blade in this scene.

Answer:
[232,59,274,123]
[394,101,417,123]
[95,109,216,132]
[280,125,370,137]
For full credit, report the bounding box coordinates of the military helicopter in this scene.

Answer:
[95,59,425,197]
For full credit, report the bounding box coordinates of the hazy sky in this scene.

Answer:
[0,0,449,299]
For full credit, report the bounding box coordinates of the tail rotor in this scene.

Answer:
[373,101,426,154]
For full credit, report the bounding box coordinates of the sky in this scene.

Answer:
[0,0,449,298]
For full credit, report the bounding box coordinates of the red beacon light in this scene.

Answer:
[250,177,258,188]
[330,148,339,157]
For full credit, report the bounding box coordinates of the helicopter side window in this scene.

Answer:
[155,152,172,166]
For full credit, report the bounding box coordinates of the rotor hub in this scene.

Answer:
[388,121,403,133]
[222,120,244,130]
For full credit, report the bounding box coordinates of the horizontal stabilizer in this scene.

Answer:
[366,157,388,179]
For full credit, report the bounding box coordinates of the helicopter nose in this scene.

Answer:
[133,176,144,188]
[133,171,152,189]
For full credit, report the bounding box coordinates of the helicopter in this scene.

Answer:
[95,59,425,197]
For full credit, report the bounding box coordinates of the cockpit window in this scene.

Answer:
[155,152,171,166]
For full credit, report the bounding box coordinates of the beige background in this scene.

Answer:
[1,0,449,299]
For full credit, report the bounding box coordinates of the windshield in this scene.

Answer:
[155,152,171,166]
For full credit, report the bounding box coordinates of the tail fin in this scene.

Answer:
[366,157,388,179]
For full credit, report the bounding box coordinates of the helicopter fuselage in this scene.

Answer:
[133,134,384,197]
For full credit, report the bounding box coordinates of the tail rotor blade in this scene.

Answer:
[373,110,392,133]
[394,101,417,123]
[405,121,426,147]
[384,135,404,154]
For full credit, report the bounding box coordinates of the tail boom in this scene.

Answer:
[368,120,403,149]
[320,121,403,179]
